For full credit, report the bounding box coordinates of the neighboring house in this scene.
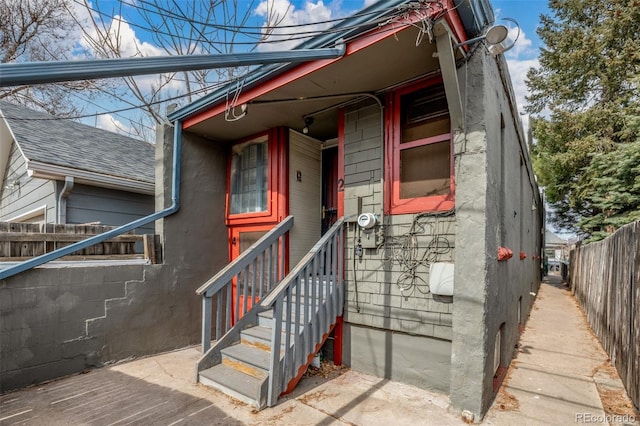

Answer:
[157,0,543,420]
[0,101,155,232]
[545,229,569,262]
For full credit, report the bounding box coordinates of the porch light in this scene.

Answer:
[302,116,314,134]
[455,20,519,56]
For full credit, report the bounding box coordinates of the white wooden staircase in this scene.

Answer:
[195,216,344,409]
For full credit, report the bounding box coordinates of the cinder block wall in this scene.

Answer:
[341,102,456,393]
[0,265,143,391]
[0,124,229,391]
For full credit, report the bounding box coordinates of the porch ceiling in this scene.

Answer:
[187,25,442,143]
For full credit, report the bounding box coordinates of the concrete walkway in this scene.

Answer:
[484,274,638,426]
[1,275,637,425]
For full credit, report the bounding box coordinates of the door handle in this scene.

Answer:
[322,206,337,219]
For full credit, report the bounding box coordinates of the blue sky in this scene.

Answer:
[492,0,550,130]
[71,0,551,138]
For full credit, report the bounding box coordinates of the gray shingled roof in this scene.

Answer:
[0,100,154,184]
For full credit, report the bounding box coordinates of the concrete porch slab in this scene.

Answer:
[0,346,461,425]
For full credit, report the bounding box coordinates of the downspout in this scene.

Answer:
[0,120,182,280]
[57,176,74,224]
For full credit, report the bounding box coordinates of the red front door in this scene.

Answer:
[226,128,289,323]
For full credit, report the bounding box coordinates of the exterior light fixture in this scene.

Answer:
[455,19,519,56]
[302,116,314,134]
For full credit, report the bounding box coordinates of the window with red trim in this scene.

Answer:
[386,79,455,214]
[226,128,288,226]
[229,137,269,215]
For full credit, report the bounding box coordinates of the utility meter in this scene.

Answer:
[357,213,377,229]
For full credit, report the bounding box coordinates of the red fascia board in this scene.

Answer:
[443,0,468,45]
[183,4,468,130]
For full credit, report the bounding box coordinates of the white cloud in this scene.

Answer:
[363,0,377,6]
[79,14,163,58]
[505,57,538,134]
[95,114,134,136]
[73,6,184,100]
[505,27,533,59]
[255,0,334,51]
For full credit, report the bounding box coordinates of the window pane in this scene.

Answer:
[399,141,450,199]
[238,231,268,292]
[230,139,268,214]
[401,84,450,144]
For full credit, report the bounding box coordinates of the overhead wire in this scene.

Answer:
[132,0,399,32]
[0,74,244,121]
[5,1,450,124]
[73,0,435,45]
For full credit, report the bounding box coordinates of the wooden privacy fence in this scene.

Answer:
[569,221,639,410]
[0,222,159,263]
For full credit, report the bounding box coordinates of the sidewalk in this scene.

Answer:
[1,275,637,425]
[484,274,638,426]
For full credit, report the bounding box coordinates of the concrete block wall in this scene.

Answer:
[0,265,142,391]
[344,215,456,340]
[341,101,457,392]
[342,102,456,341]
[0,124,229,391]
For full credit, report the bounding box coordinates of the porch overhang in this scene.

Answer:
[172,1,471,143]
[181,23,465,143]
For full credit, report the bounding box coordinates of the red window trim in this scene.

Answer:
[226,128,288,226]
[384,77,455,215]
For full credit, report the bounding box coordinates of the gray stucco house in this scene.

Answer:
[160,0,544,419]
[0,100,154,230]
[0,0,543,421]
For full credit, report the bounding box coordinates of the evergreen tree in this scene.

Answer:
[526,0,640,239]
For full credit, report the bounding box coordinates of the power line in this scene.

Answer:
[0,75,242,121]
[132,0,397,32]
[73,0,418,46]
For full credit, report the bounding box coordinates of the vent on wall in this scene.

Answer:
[493,325,503,375]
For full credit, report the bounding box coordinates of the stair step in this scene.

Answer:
[241,325,274,350]
[199,364,267,410]
[242,325,299,352]
[258,309,311,328]
[221,343,270,379]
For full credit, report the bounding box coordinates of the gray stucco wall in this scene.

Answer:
[341,102,456,392]
[449,51,542,420]
[0,124,228,391]
[344,323,452,393]
[0,142,57,223]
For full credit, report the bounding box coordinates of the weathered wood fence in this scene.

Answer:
[569,221,639,410]
[0,222,159,263]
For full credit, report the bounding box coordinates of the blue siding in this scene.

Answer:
[0,142,56,223]
[65,184,155,234]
